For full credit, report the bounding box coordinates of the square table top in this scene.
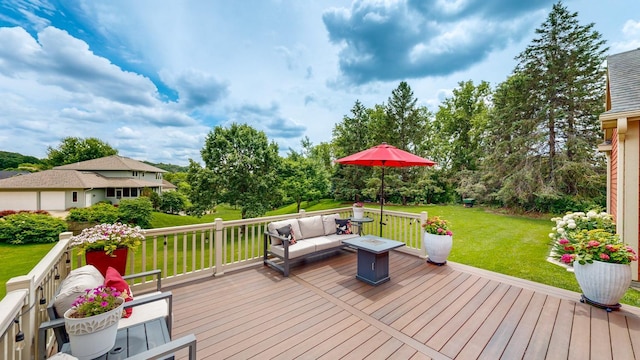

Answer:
[342,235,405,254]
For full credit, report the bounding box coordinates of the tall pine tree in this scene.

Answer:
[488,1,607,210]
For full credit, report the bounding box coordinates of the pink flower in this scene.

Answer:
[560,254,574,264]
[605,244,616,251]
[446,230,453,236]
[101,301,109,307]
[587,240,600,247]
[564,246,575,252]
[437,228,444,233]
[558,238,569,245]
[599,253,610,260]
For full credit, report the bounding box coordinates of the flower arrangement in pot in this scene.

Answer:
[422,216,453,266]
[352,201,365,219]
[550,210,638,311]
[63,285,125,359]
[69,222,145,276]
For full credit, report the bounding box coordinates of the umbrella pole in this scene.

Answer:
[380,166,385,237]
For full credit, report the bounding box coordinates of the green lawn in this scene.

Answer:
[2,203,639,307]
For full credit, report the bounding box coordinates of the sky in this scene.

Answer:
[0,0,639,166]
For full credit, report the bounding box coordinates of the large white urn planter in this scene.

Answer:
[352,206,365,219]
[573,260,631,312]
[64,298,124,359]
[423,232,453,266]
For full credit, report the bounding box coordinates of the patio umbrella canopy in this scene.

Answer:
[335,142,436,236]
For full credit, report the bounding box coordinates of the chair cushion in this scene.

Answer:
[117,292,169,329]
[104,266,134,318]
[53,265,105,318]
[298,216,325,239]
[322,214,341,235]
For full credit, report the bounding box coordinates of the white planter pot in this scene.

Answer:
[352,207,365,219]
[423,232,453,265]
[573,260,631,311]
[64,298,124,360]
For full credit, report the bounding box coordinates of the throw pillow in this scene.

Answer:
[53,265,105,318]
[104,266,134,318]
[276,224,297,245]
[335,219,352,235]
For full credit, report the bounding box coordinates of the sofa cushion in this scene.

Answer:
[270,240,317,259]
[322,214,341,235]
[104,266,133,318]
[53,265,105,318]
[298,216,325,239]
[335,219,353,235]
[268,219,302,245]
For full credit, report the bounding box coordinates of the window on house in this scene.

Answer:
[132,171,138,177]
[106,188,115,197]
[72,191,78,202]
[123,188,130,197]
[131,188,138,197]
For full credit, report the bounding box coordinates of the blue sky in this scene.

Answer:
[0,0,638,165]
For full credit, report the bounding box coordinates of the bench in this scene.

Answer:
[38,265,174,359]
[264,213,360,276]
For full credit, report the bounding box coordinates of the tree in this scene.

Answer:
[379,82,431,205]
[487,1,607,211]
[332,100,375,202]
[431,80,491,202]
[0,151,43,170]
[280,139,331,212]
[47,137,118,166]
[190,124,281,219]
[160,191,189,214]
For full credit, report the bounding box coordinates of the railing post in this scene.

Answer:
[60,232,73,277]
[214,218,224,277]
[6,275,35,359]
[420,211,428,258]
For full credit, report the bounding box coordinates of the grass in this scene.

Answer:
[2,202,639,307]
[0,242,57,299]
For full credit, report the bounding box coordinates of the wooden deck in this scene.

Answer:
[168,250,640,359]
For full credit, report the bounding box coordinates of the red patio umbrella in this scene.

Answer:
[335,142,436,236]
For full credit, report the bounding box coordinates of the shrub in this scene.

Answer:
[160,191,188,214]
[118,197,153,228]
[0,213,67,244]
[67,203,119,223]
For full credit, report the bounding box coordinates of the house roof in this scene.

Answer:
[0,170,161,189]
[162,179,177,190]
[54,155,166,173]
[0,171,29,180]
[602,48,640,116]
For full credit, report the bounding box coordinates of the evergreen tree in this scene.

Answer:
[487,1,607,210]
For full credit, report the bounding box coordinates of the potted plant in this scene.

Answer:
[69,222,144,276]
[551,210,638,311]
[352,202,365,219]
[63,285,125,359]
[422,216,453,265]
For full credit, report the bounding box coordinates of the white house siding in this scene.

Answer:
[40,191,66,210]
[0,192,38,211]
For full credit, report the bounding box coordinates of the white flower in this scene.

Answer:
[549,233,555,238]
[567,223,576,229]
[557,227,565,234]
[587,210,597,218]
[558,221,567,227]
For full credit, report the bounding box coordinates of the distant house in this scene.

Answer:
[0,155,173,211]
[599,48,640,281]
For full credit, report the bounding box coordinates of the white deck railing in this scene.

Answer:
[0,208,426,359]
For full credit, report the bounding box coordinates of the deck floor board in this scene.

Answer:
[168,250,640,359]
